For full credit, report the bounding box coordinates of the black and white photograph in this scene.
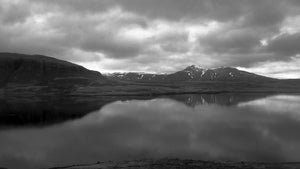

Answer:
[1,0,300,169]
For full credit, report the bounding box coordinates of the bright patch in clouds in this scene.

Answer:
[121,26,152,41]
[238,56,300,79]
[281,15,300,35]
[186,21,220,42]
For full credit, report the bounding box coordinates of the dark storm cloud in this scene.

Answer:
[241,0,286,27]
[0,0,300,77]
[199,28,261,54]
[118,0,289,25]
[30,0,115,14]
[0,2,31,24]
[80,33,144,59]
[118,0,247,21]
[266,33,300,57]
[197,24,274,67]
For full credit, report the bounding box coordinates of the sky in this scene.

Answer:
[0,0,300,78]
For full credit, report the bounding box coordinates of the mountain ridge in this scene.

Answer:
[1,52,300,97]
[105,65,275,82]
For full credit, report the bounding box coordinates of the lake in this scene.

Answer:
[0,93,300,169]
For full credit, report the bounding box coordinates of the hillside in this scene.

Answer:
[0,53,106,86]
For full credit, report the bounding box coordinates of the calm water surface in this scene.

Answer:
[1,94,300,169]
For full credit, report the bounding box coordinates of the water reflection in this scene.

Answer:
[0,93,272,127]
[169,93,272,107]
[0,94,300,169]
[0,96,152,127]
[238,95,300,115]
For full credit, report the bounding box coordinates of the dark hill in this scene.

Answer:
[0,53,106,86]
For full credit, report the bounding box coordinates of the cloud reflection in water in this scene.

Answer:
[0,94,300,169]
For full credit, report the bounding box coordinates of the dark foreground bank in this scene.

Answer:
[48,159,300,169]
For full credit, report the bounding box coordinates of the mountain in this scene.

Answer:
[106,72,166,82]
[105,65,274,82]
[166,65,273,81]
[0,53,106,86]
[2,52,298,97]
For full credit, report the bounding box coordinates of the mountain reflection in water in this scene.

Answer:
[0,93,300,169]
[0,93,272,127]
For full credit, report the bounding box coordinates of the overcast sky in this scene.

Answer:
[1,0,300,78]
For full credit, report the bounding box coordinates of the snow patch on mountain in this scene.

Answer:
[201,70,207,77]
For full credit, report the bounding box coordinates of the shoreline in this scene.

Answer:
[2,84,300,98]
[2,80,300,98]
[48,159,300,169]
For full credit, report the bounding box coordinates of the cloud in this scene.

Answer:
[117,0,252,22]
[0,1,32,24]
[0,4,149,61]
[241,0,286,28]
[29,0,115,14]
[0,0,300,78]
[200,28,261,54]
[266,32,300,57]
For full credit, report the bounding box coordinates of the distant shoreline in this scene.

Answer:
[2,82,300,98]
[89,90,300,97]
[48,158,300,169]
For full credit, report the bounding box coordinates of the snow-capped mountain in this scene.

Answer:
[105,72,167,82]
[105,65,274,82]
[166,65,272,81]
